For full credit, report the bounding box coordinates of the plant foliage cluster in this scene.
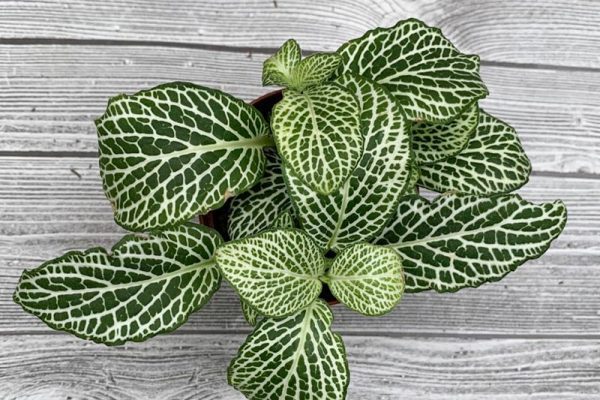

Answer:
[14,19,566,399]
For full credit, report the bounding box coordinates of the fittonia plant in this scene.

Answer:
[14,19,567,399]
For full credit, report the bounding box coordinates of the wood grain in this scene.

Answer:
[1,157,598,335]
[1,2,599,397]
[0,0,599,68]
[1,45,599,175]
[1,334,599,399]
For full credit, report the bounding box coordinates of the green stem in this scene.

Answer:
[258,134,276,148]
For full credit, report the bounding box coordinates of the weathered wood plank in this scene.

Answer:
[0,0,599,68]
[1,45,599,174]
[1,157,598,335]
[1,334,599,399]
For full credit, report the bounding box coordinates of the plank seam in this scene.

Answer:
[1,37,599,74]
[2,329,600,340]
[0,152,598,180]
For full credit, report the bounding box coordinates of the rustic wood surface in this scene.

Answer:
[1,1,599,399]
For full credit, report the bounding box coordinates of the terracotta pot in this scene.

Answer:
[199,90,338,305]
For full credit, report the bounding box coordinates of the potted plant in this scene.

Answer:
[13,18,567,400]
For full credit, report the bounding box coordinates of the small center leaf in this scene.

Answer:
[289,53,342,91]
[328,243,404,316]
[262,39,302,87]
[272,83,363,195]
[215,229,324,317]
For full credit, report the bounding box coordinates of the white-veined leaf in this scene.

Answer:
[13,224,222,345]
[241,300,261,327]
[328,243,404,316]
[286,74,411,251]
[96,82,271,232]
[412,103,479,165]
[375,194,567,293]
[215,229,324,317]
[229,300,348,400]
[404,163,421,195]
[337,18,488,122]
[418,110,531,195]
[227,149,292,240]
[289,53,341,91]
[272,210,295,229]
[262,39,301,87]
[272,83,362,195]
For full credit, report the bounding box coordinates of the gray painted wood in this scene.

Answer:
[1,334,600,399]
[1,45,599,176]
[1,0,600,68]
[1,0,599,398]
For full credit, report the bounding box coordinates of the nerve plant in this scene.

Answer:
[14,19,567,399]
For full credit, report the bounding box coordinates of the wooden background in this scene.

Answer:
[1,0,599,398]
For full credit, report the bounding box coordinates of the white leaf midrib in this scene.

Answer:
[24,258,217,296]
[282,302,315,396]
[326,179,351,250]
[387,207,557,250]
[101,134,272,165]
[329,273,399,282]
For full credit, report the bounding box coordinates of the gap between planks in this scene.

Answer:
[1,37,600,74]
[3,329,600,341]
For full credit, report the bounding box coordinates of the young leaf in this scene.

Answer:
[272,83,362,195]
[262,39,301,87]
[404,163,421,195]
[418,110,531,195]
[215,229,324,317]
[96,82,271,232]
[241,300,261,327]
[337,18,488,122]
[289,53,342,91]
[271,210,295,229]
[227,149,292,240]
[13,223,222,345]
[286,74,411,251]
[412,103,479,165]
[327,243,404,316]
[375,194,567,293]
[229,300,349,400]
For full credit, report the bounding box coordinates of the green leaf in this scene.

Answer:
[286,74,411,251]
[404,163,421,195]
[215,229,324,317]
[289,53,342,91]
[337,18,488,122]
[96,82,272,232]
[418,110,531,195]
[262,39,301,87]
[412,103,479,165]
[271,210,295,229]
[13,223,222,345]
[229,300,349,400]
[328,243,404,316]
[241,300,261,327]
[375,194,567,293]
[272,83,362,195]
[227,149,292,240]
